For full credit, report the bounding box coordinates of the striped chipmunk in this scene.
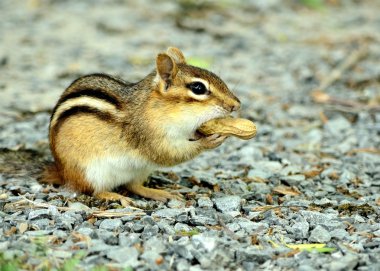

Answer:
[42,47,241,203]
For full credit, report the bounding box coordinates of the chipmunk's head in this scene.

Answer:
[150,47,241,142]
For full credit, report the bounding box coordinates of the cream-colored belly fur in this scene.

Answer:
[85,153,158,193]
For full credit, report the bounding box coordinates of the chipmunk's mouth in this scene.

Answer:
[189,130,222,141]
[189,130,205,141]
[188,109,230,141]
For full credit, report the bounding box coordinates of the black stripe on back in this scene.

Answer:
[52,105,115,133]
[58,88,122,110]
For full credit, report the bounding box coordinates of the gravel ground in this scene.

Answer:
[1,0,380,270]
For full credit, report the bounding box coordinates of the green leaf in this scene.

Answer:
[285,243,326,250]
[176,229,199,236]
[268,237,337,254]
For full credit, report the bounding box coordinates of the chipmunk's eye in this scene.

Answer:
[188,82,208,95]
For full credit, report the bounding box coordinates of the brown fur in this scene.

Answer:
[41,163,63,185]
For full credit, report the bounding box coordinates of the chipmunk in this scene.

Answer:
[42,47,240,202]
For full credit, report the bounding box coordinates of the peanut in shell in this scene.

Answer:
[198,118,257,140]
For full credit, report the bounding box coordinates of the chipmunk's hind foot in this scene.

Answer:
[94,191,133,207]
[126,183,183,202]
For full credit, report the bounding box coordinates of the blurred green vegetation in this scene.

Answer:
[187,57,213,69]
[0,254,22,271]
[299,0,325,9]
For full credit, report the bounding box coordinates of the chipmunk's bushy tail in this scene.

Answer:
[40,162,64,186]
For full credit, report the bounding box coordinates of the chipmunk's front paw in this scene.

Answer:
[199,134,228,149]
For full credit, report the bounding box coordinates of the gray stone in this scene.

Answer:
[192,250,213,268]
[275,257,299,269]
[172,237,194,260]
[53,230,68,239]
[217,213,234,224]
[153,208,187,219]
[213,196,241,213]
[291,221,309,239]
[197,197,213,208]
[77,227,94,237]
[141,215,156,226]
[300,210,336,224]
[68,202,91,211]
[106,247,139,267]
[279,165,302,176]
[309,225,331,243]
[119,232,140,247]
[51,250,73,259]
[132,222,144,232]
[339,170,356,184]
[26,230,53,236]
[88,239,113,253]
[174,223,193,232]
[192,235,217,252]
[176,258,191,271]
[141,225,159,239]
[236,247,272,264]
[28,209,50,220]
[47,205,60,217]
[247,169,271,179]
[235,218,267,234]
[237,145,263,162]
[242,261,258,270]
[96,229,118,245]
[256,161,283,172]
[177,213,189,223]
[190,208,218,226]
[55,213,77,230]
[247,182,271,194]
[323,220,345,231]
[189,265,203,271]
[324,116,352,136]
[281,174,306,185]
[328,254,358,271]
[168,199,186,208]
[99,219,122,231]
[298,265,317,271]
[30,218,50,230]
[353,214,365,223]
[313,198,337,205]
[0,241,9,251]
[141,250,162,266]
[157,221,176,235]
[144,236,166,253]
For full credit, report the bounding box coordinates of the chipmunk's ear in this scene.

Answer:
[166,47,186,64]
[156,53,178,89]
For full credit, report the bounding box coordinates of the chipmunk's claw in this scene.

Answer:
[198,134,228,149]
